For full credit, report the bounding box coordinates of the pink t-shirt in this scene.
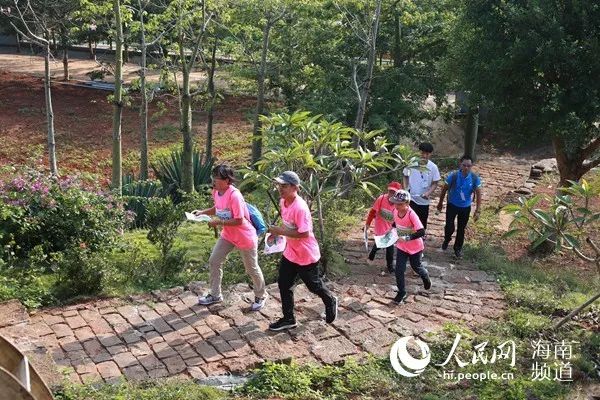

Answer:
[212,186,257,250]
[372,194,395,236]
[393,207,425,255]
[280,195,320,266]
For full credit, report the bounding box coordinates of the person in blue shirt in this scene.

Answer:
[436,155,482,258]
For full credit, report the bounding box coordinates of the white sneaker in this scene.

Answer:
[198,294,223,305]
[251,293,269,311]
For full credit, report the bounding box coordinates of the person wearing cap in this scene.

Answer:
[192,164,268,311]
[403,142,441,231]
[389,189,431,304]
[364,181,402,274]
[267,171,338,331]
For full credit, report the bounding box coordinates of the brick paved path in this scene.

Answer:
[0,158,530,386]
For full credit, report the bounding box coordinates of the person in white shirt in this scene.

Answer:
[402,142,441,231]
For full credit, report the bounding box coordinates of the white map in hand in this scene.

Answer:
[264,233,286,254]
[374,228,399,248]
[185,212,212,223]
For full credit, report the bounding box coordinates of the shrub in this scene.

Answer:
[0,169,128,300]
[152,148,213,203]
[122,174,164,228]
[0,170,126,262]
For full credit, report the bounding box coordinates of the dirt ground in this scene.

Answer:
[0,46,215,85]
[0,67,255,183]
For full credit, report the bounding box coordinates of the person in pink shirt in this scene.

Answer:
[192,164,267,311]
[389,189,432,304]
[364,181,402,274]
[267,171,338,331]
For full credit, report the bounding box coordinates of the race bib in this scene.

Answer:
[216,209,233,220]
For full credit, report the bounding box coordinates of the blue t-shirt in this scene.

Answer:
[446,171,482,208]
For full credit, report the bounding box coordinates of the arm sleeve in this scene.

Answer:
[432,164,441,182]
[409,209,424,231]
[365,209,377,226]
[230,190,245,219]
[295,205,312,234]
[475,175,482,188]
[409,228,425,240]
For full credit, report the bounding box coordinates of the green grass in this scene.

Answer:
[55,379,227,400]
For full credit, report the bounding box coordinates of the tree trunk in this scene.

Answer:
[88,35,95,60]
[554,290,600,330]
[111,0,124,194]
[15,33,21,53]
[552,136,591,187]
[251,21,272,166]
[123,41,129,63]
[206,38,218,161]
[181,67,194,193]
[44,44,58,176]
[353,0,382,134]
[139,0,149,180]
[393,7,401,67]
[464,107,479,162]
[316,193,327,275]
[62,44,69,81]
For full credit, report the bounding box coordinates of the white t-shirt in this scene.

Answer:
[403,159,441,206]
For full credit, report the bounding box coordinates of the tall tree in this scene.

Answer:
[131,0,172,180]
[448,0,600,186]
[1,0,77,175]
[111,0,124,193]
[341,0,382,134]
[166,0,212,192]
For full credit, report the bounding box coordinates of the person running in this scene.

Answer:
[436,155,482,258]
[267,171,338,331]
[193,164,268,311]
[389,190,431,304]
[365,181,402,273]
[403,142,441,231]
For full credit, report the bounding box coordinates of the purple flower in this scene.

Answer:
[11,177,26,191]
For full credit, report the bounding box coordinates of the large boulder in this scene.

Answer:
[533,158,557,173]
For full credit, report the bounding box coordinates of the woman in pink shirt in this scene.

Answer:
[193,164,267,311]
[266,171,338,331]
[364,181,402,274]
[389,189,432,304]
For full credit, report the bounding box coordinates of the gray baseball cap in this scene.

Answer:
[274,171,301,186]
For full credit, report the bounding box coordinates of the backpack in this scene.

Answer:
[246,203,267,236]
[448,170,479,201]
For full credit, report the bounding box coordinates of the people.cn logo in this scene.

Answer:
[389,336,431,377]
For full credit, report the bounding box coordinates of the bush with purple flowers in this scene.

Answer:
[0,168,128,301]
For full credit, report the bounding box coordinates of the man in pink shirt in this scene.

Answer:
[389,189,432,304]
[267,171,338,331]
[192,164,267,311]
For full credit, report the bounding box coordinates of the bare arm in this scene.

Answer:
[437,184,448,211]
[268,225,309,238]
[473,188,482,220]
[193,206,216,216]
[424,180,439,198]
